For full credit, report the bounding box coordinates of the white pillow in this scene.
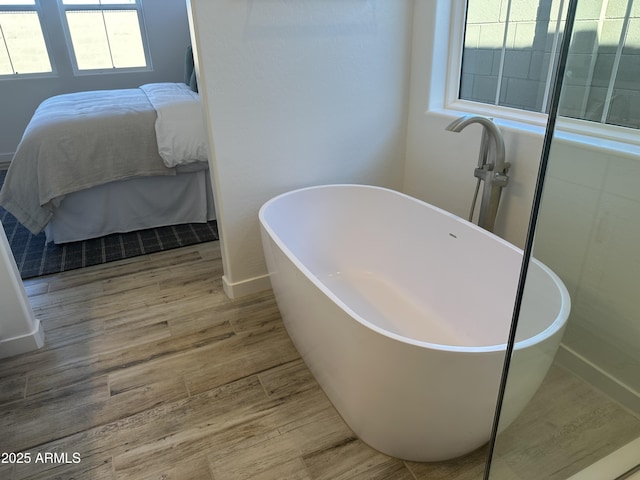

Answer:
[140,83,208,167]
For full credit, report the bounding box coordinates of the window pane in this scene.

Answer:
[461,0,640,131]
[500,1,562,112]
[103,10,144,68]
[66,10,112,69]
[0,1,36,5]
[461,0,566,113]
[459,1,505,105]
[558,6,624,123]
[556,0,640,130]
[608,16,640,128]
[66,9,145,70]
[0,11,51,74]
[0,27,12,75]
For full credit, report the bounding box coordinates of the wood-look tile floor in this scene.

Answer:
[1,241,638,479]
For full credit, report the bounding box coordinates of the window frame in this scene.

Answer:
[445,0,640,149]
[56,0,152,75]
[0,0,57,79]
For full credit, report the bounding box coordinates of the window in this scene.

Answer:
[59,0,149,72]
[1,0,150,78]
[459,0,640,130]
[0,0,52,76]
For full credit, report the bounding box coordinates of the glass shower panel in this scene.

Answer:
[558,0,640,127]
[496,0,567,113]
[487,0,640,479]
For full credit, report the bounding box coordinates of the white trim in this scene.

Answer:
[0,321,45,360]
[555,117,640,152]
[222,273,272,300]
[566,437,640,480]
[0,154,12,168]
[443,0,467,109]
[439,100,549,129]
[555,344,640,419]
[431,101,640,159]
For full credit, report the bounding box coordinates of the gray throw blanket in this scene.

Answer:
[0,87,176,234]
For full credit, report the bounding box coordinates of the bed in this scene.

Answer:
[0,73,214,244]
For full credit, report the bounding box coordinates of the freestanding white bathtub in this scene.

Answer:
[259,184,570,462]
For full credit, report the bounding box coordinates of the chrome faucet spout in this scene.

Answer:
[445,115,510,233]
[445,115,507,174]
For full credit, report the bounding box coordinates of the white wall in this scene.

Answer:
[0,0,192,164]
[188,0,414,297]
[0,221,43,359]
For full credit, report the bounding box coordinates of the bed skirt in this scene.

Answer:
[45,169,215,244]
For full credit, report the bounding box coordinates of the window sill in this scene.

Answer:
[428,101,548,141]
[0,72,57,82]
[429,101,640,160]
[554,118,640,159]
[72,66,153,77]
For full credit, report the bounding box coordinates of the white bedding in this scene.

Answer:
[140,82,209,168]
[0,83,210,236]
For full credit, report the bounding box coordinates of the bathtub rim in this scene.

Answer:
[259,183,571,354]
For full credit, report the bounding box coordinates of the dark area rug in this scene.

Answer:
[0,170,218,279]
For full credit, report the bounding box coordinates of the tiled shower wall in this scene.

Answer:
[533,139,640,402]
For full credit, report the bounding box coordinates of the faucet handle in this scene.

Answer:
[493,173,509,187]
[474,166,491,180]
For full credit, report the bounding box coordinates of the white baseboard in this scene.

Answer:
[566,437,640,480]
[555,344,640,418]
[222,273,272,299]
[0,321,45,360]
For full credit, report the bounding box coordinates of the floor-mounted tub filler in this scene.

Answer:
[259,184,570,462]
